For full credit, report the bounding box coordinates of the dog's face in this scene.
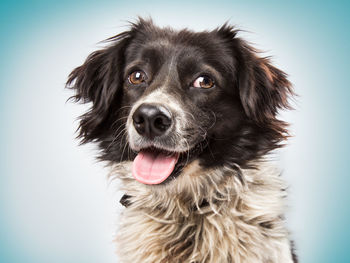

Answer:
[68,19,292,185]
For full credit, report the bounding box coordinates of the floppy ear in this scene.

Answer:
[237,42,293,124]
[217,25,293,125]
[66,32,132,143]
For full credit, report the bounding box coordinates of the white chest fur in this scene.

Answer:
[111,161,294,263]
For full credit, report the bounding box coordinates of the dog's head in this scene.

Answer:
[67,18,293,185]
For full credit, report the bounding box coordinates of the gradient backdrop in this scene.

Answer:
[1,0,349,262]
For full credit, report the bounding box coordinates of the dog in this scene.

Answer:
[67,18,297,263]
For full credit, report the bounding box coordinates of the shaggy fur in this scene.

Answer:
[67,18,296,262]
[111,161,294,263]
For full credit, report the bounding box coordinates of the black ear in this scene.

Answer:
[66,31,132,143]
[217,25,293,127]
[236,41,293,124]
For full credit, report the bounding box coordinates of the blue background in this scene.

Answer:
[1,0,349,262]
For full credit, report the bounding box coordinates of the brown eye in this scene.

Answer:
[192,76,215,89]
[128,71,147,85]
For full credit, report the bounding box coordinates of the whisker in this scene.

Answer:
[111,115,129,130]
[119,130,129,162]
[106,126,127,152]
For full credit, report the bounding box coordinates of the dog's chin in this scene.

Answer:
[130,143,205,185]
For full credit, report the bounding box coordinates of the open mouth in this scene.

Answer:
[132,147,181,185]
[131,141,207,185]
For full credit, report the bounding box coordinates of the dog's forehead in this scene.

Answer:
[125,39,201,63]
[125,30,234,68]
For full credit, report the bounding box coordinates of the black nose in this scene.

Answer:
[132,104,172,139]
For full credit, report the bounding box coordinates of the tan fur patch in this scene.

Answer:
[110,161,293,263]
[260,62,275,83]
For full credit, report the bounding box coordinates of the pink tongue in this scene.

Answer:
[132,150,179,185]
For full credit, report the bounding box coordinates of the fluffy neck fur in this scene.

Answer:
[110,161,294,263]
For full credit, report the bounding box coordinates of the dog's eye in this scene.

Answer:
[128,71,147,85]
[192,76,215,89]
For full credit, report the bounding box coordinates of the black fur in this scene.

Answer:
[67,18,293,170]
[67,17,296,262]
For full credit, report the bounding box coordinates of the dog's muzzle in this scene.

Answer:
[132,103,172,139]
[130,103,179,185]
